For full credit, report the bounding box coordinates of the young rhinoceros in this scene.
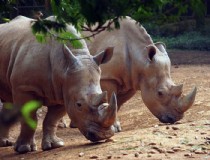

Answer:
[83,17,197,131]
[0,16,117,153]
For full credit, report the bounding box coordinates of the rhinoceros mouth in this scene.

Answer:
[158,112,184,124]
[81,123,114,142]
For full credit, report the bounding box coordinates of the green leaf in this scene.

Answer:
[58,31,83,49]
[35,33,46,43]
[21,101,41,130]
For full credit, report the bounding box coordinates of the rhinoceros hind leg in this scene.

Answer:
[0,113,15,147]
[42,105,66,150]
[0,137,14,147]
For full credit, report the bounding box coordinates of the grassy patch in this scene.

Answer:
[153,31,210,51]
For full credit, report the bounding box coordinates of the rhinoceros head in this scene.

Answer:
[140,43,197,123]
[62,46,117,142]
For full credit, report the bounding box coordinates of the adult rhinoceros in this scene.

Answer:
[0,16,117,153]
[82,17,197,131]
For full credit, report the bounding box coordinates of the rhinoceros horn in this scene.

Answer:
[178,87,197,113]
[171,84,183,97]
[92,91,108,106]
[98,92,117,127]
[63,44,78,63]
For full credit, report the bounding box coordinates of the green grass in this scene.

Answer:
[153,31,210,51]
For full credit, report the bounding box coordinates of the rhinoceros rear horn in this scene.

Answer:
[93,47,114,65]
[171,84,183,97]
[92,91,108,106]
[98,92,117,127]
[63,45,78,63]
[178,87,197,113]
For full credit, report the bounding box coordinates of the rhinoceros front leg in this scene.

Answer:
[42,105,66,150]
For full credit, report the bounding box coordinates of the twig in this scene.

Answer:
[35,15,118,42]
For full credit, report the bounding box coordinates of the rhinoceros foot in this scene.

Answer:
[42,135,64,151]
[14,138,37,153]
[0,137,14,147]
[111,120,122,133]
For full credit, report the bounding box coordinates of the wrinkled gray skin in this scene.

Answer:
[80,17,196,131]
[0,16,117,154]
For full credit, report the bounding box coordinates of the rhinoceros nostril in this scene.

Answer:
[87,131,98,142]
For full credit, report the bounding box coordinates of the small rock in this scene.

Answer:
[154,125,159,128]
[134,153,139,157]
[166,126,170,129]
[194,149,206,154]
[175,121,182,124]
[122,152,128,155]
[152,146,166,153]
[79,152,84,157]
[172,147,182,152]
[184,153,193,157]
[166,150,175,153]
[195,136,198,140]
[172,126,179,130]
[204,137,210,140]
[200,132,207,135]
[90,155,99,159]
[189,123,196,126]
[147,150,157,154]
[148,142,156,146]
[107,155,112,159]
[167,136,173,139]
[173,133,177,136]
[147,154,152,157]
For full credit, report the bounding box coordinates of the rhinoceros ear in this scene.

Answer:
[63,45,78,64]
[93,47,114,65]
[146,45,156,61]
[154,42,167,54]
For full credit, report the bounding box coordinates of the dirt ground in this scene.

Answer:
[0,50,210,160]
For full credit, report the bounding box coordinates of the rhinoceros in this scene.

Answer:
[0,16,117,153]
[81,17,197,131]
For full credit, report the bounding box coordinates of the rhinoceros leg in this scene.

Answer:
[0,103,15,147]
[14,118,37,153]
[12,93,40,153]
[42,105,66,151]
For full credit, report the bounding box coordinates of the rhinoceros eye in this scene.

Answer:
[158,91,163,97]
[76,102,82,107]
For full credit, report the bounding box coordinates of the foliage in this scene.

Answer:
[153,31,210,51]
[0,0,16,22]
[21,101,41,129]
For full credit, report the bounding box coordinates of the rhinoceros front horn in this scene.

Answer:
[98,92,117,127]
[178,87,197,113]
